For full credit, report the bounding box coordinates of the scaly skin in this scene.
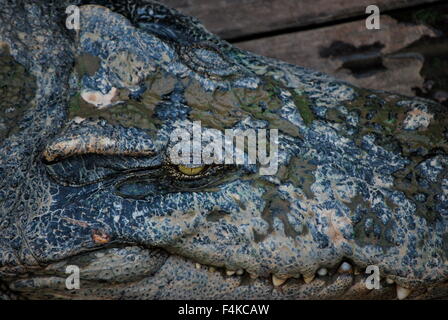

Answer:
[0,0,447,299]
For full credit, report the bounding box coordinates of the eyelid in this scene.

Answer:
[43,135,156,162]
[42,120,157,163]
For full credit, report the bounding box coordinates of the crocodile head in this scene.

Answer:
[1,1,448,300]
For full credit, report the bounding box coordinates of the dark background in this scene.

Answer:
[161,0,448,107]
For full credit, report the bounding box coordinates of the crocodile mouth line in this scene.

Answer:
[0,244,439,300]
[178,255,400,291]
[105,244,414,298]
[149,245,424,299]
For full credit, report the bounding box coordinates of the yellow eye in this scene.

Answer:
[177,165,206,176]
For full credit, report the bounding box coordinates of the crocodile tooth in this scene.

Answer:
[226,270,236,276]
[272,275,287,287]
[396,285,412,300]
[386,278,395,284]
[317,268,328,276]
[303,274,315,284]
[195,263,201,270]
[249,273,258,279]
[236,269,244,276]
[209,267,216,272]
[338,262,352,273]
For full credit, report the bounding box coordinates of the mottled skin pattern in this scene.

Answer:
[0,0,448,300]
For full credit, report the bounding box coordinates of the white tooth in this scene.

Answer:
[338,262,352,273]
[209,267,216,272]
[236,269,244,276]
[303,274,315,284]
[195,263,201,270]
[226,270,236,276]
[249,273,258,279]
[317,268,328,276]
[396,285,412,300]
[386,278,395,284]
[272,275,287,287]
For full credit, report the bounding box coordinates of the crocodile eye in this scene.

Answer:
[177,165,205,176]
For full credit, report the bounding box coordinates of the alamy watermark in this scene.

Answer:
[65,265,80,290]
[365,265,381,289]
[169,121,279,176]
[66,4,381,32]
[65,5,80,31]
[366,5,380,30]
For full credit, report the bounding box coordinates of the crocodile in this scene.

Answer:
[0,0,448,300]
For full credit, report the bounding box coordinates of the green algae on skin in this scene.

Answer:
[68,91,160,132]
[185,75,310,137]
[67,69,179,130]
[291,89,314,126]
[328,87,448,224]
[0,44,36,140]
[327,86,448,156]
[75,52,101,77]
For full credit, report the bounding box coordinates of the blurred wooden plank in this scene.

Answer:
[236,15,436,96]
[161,0,440,40]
